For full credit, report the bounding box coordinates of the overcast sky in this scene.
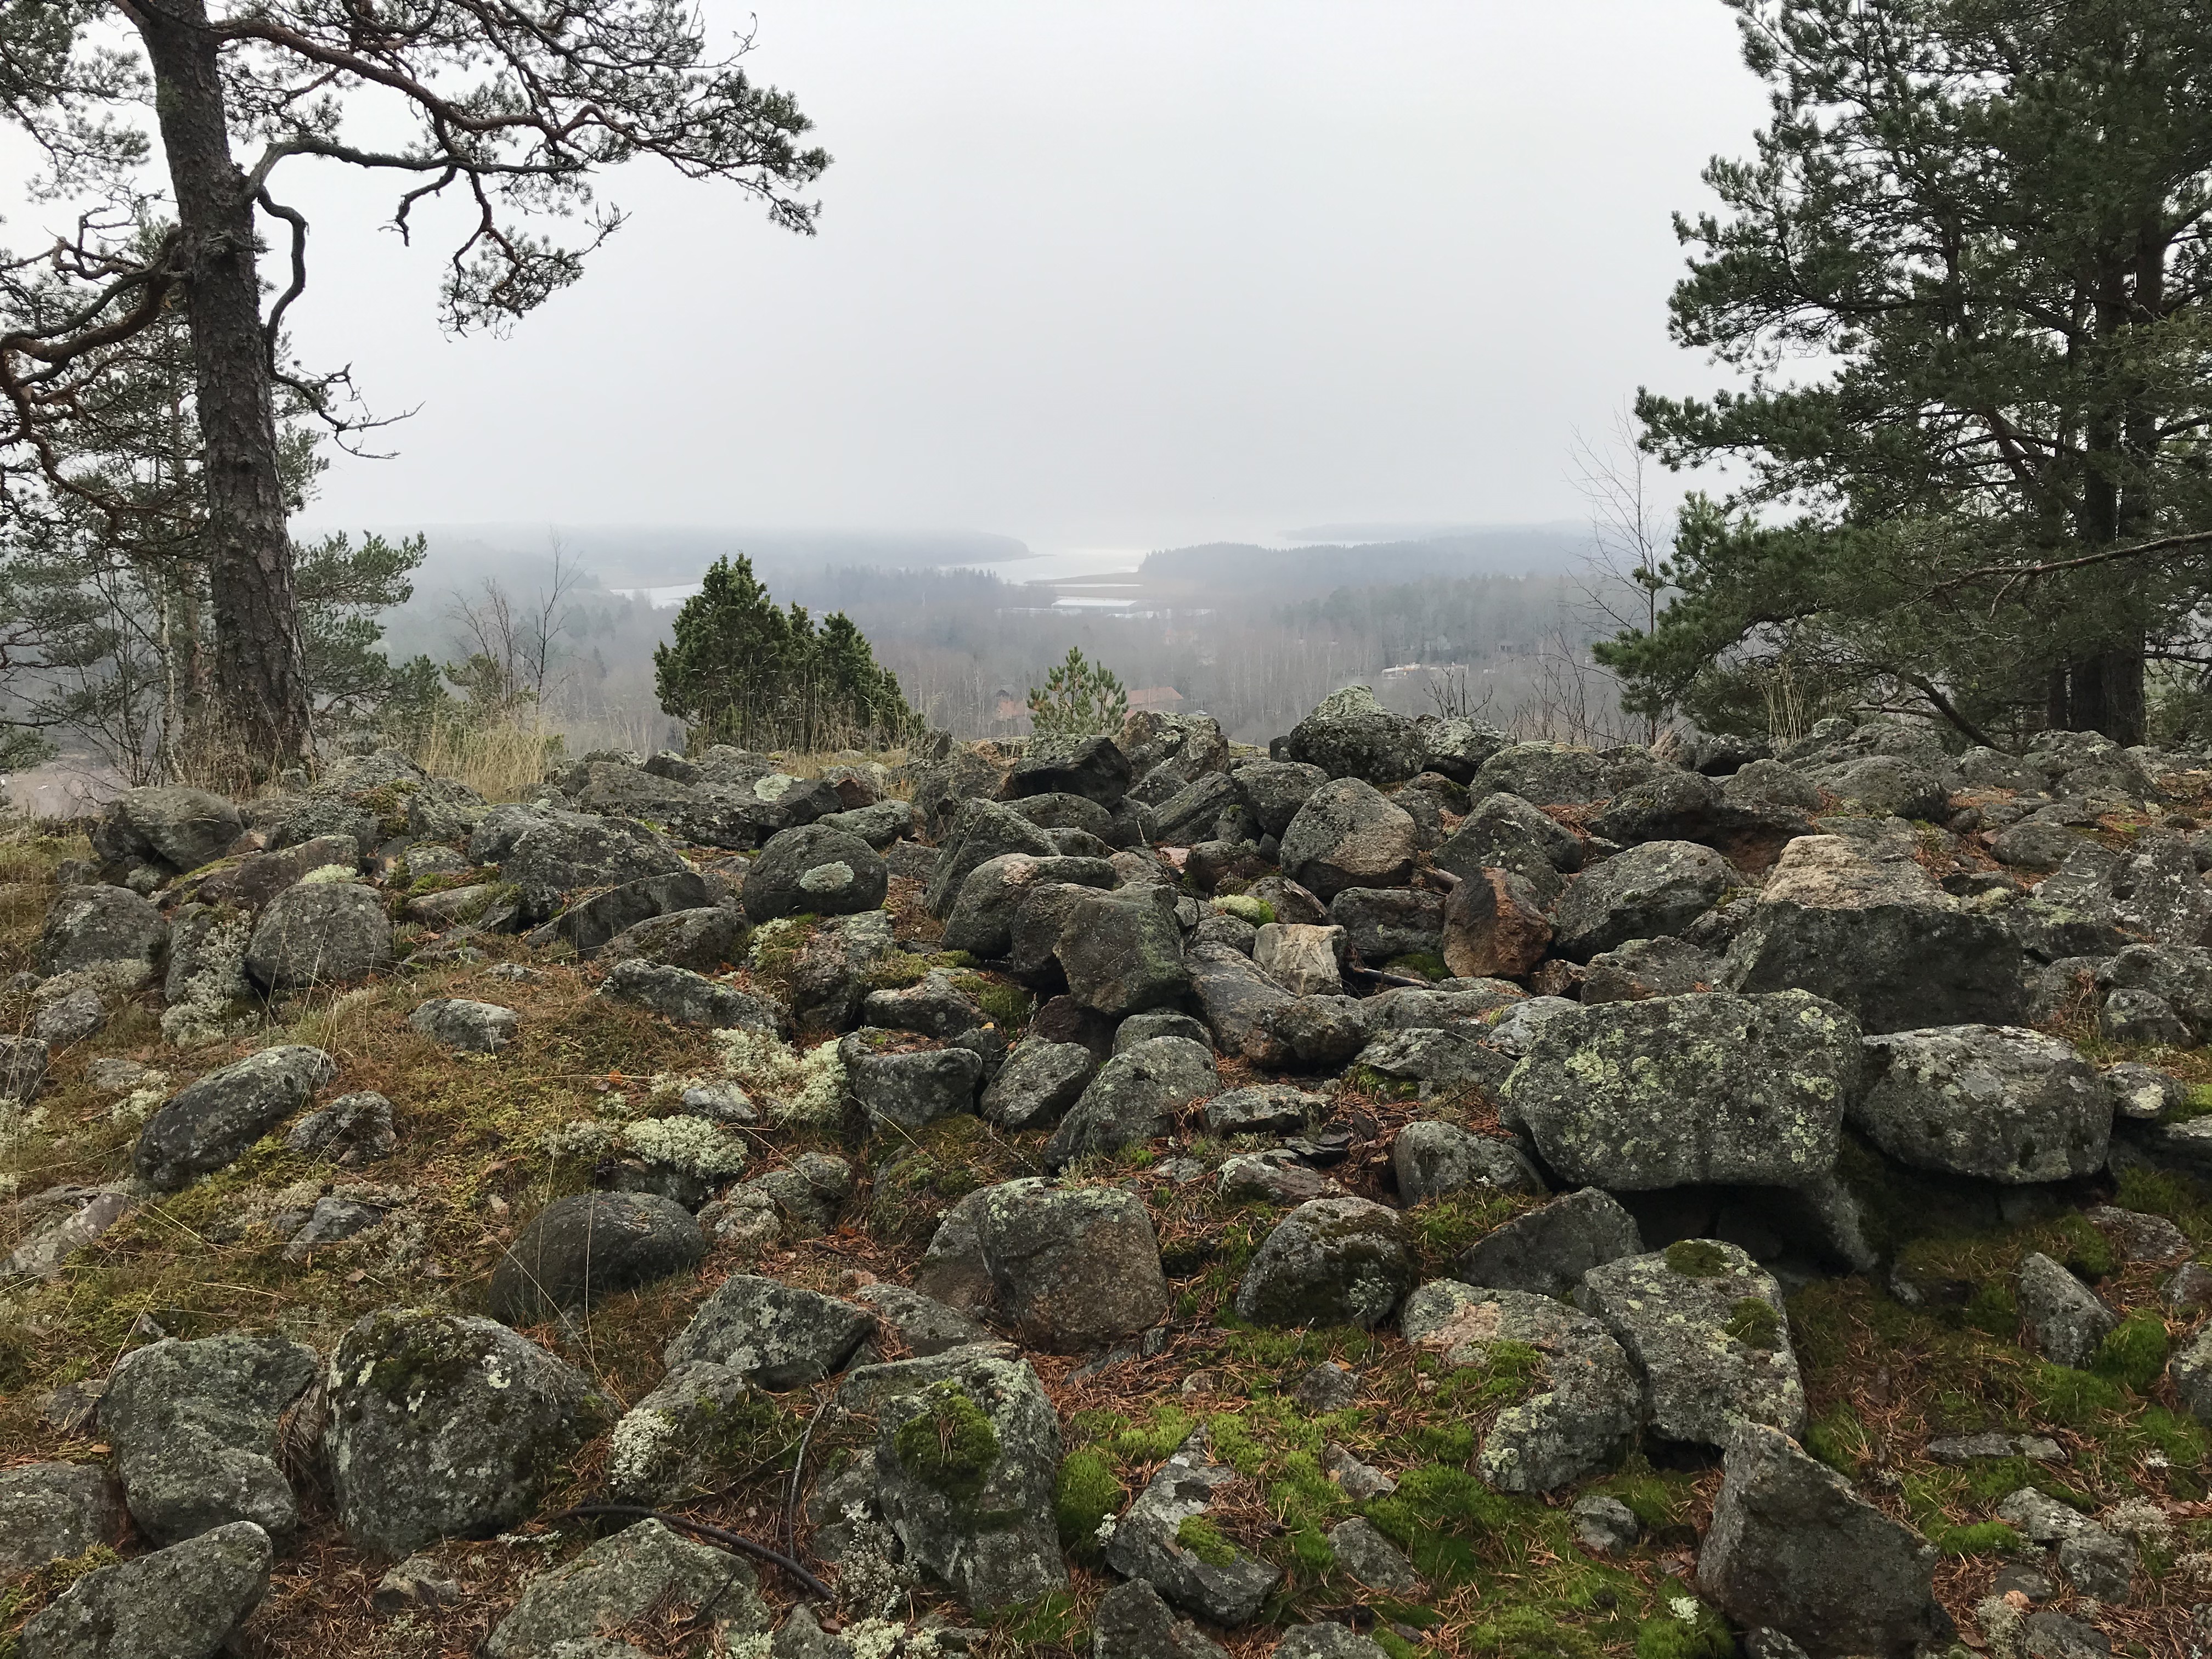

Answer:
[271,2,1765,552]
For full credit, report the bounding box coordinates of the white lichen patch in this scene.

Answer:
[621,1114,746,1178]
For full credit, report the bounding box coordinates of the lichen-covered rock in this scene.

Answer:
[325,1308,608,1555]
[1279,778,1417,901]
[2173,1325,2212,1426]
[1203,1082,1326,1136]
[840,1035,985,1133]
[742,822,889,923]
[601,905,752,973]
[978,1038,1097,1129]
[853,1283,994,1358]
[100,1335,318,1544]
[1042,1035,1216,1169]
[0,1463,125,1575]
[16,1520,271,1659]
[134,1044,338,1191]
[406,996,518,1054]
[1472,742,1618,806]
[286,1089,395,1164]
[1576,1240,1805,1448]
[1432,792,1581,905]
[605,1362,755,1503]
[535,871,716,956]
[1499,991,1858,1189]
[90,786,244,877]
[1056,891,1189,1015]
[871,1350,1068,1610]
[1281,686,1424,786]
[1589,769,1809,861]
[1455,1187,1644,1299]
[40,884,167,978]
[1328,885,1444,963]
[159,905,258,1049]
[476,807,689,896]
[1391,1120,1542,1204]
[488,1192,706,1326]
[941,852,1116,958]
[244,879,392,992]
[1579,935,1719,1003]
[1090,1578,1231,1659]
[1852,1025,2112,1183]
[1,1033,50,1102]
[486,1519,768,1657]
[1400,1282,1637,1492]
[1551,840,1734,962]
[1103,1430,1283,1624]
[1699,1421,1950,1659]
[925,799,1057,917]
[1233,1197,1415,1329]
[599,958,791,1033]
[2038,832,2212,947]
[1413,714,1513,783]
[2016,1252,2119,1369]
[662,1274,873,1389]
[1006,733,1133,805]
[1252,921,1346,995]
[1807,753,1950,820]
[1232,760,1329,838]
[966,1177,1170,1351]
[1186,943,1373,1073]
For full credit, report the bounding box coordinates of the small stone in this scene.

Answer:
[1325,1516,1420,1593]
[1321,1442,1395,1500]
[407,997,518,1053]
[1570,1493,1640,1558]
[2017,1252,2119,1369]
[371,1554,460,1612]
[1291,1361,1361,1412]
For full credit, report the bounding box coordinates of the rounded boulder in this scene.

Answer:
[742,823,888,922]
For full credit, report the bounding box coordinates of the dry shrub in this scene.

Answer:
[406,713,562,802]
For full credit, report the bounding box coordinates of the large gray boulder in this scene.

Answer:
[1455,1187,1645,1299]
[1414,714,1513,783]
[1056,891,1188,1015]
[1329,885,1445,963]
[244,879,392,992]
[1185,943,1373,1074]
[1473,742,1618,805]
[602,904,751,972]
[924,798,1056,917]
[1433,791,1582,904]
[481,808,689,896]
[1588,768,1809,860]
[599,958,790,1033]
[325,1309,607,1555]
[743,823,889,922]
[840,1036,985,1133]
[662,1274,872,1389]
[406,997,517,1054]
[979,1039,1097,1129]
[1852,1026,2112,1183]
[1577,1241,1805,1448]
[486,1519,768,1657]
[1091,1579,1231,1659]
[17,1521,270,1659]
[942,852,1116,958]
[537,870,716,957]
[1281,686,1424,786]
[2036,832,2212,946]
[1279,778,1417,902]
[1103,1431,1282,1625]
[1233,1197,1415,1328]
[40,884,167,978]
[1551,840,1734,961]
[1232,760,1329,838]
[134,1045,338,1190]
[1042,1036,1216,1169]
[101,1335,318,1544]
[90,786,244,876]
[872,1350,1068,1609]
[966,1178,1170,1351]
[1401,1281,1638,1492]
[488,1192,706,1325]
[1005,733,1132,805]
[0,1464,125,1576]
[1391,1120,1542,1204]
[1807,753,1950,820]
[605,1363,754,1503]
[1722,833,2032,1032]
[1699,1422,1950,1658]
[1149,770,1245,845]
[1500,991,1859,1189]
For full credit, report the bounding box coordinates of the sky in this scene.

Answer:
[44,2,1773,556]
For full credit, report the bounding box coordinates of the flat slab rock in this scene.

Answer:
[1103,1430,1283,1625]
[662,1273,873,1390]
[17,1520,272,1659]
[485,1519,767,1657]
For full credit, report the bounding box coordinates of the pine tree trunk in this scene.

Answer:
[134,0,312,775]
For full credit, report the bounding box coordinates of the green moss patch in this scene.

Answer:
[1663,1239,1729,1278]
[891,1382,1001,1504]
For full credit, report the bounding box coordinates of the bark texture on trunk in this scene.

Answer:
[134,0,312,774]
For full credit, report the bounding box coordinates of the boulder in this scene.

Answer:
[101,1335,318,1544]
[1699,1422,1950,1659]
[325,1310,607,1555]
[485,1519,768,1657]
[1120,709,1231,793]
[1280,686,1424,785]
[852,1284,994,1359]
[134,1045,338,1191]
[966,1178,1170,1351]
[406,997,518,1054]
[943,853,1116,958]
[1233,1197,1415,1328]
[979,1039,1097,1130]
[1056,891,1188,1015]
[1722,833,2033,1032]
[1275,1629,1391,1659]
[1392,1120,1542,1204]
[1007,791,1117,839]
[1500,991,1859,1189]
[1455,1187,1645,1299]
[91,786,244,876]
[1184,944,1373,1073]
[861,970,988,1039]
[1103,1431,1282,1624]
[0,1463,125,1576]
[817,799,921,849]
[1473,742,1618,806]
[484,809,690,898]
[662,1274,872,1389]
[605,1363,754,1503]
[1204,1083,1327,1137]
[1441,867,1552,979]
[1149,771,1246,845]
[924,799,1056,918]
[1091,1578,1231,1659]
[1,1034,51,1102]
[1233,760,1330,838]
[2016,1252,2118,1369]
[760,910,897,1032]
[1252,922,1346,996]
[16,1521,270,1659]
[1807,753,1950,820]
[244,879,392,992]
[840,1036,985,1133]
[742,823,889,922]
[1589,769,1808,862]
[1043,1035,1216,1168]
[1414,715,1513,783]
[40,884,166,978]
[2173,1325,2212,1425]
[1328,885,1444,964]
[537,870,717,957]
[2037,833,2212,946]
[488,1192,706,1325]
[602,905,752,973]
[1279,778,1417,901]
[1723,758,1822,810]
[872,1350,1068,1609]
[1400,1282,1638,1492]
[1551,840,1734,962]
[1580,935,1718,1003]
[1116,1010,1214,1051]
[599,959,791,1033]
[1005,734,1133,805]
[1436,791,1582,893]
[1852,1026,2112,1183]
[1576,1241,1805,1448]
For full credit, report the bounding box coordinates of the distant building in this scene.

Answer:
[1127,686,1185,712]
